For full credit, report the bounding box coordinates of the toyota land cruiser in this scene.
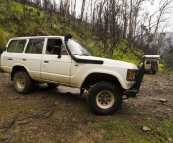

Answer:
[0,34,144,115]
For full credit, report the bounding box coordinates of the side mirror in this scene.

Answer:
[3,47,7,51]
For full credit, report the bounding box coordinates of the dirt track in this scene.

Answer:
[0,71,173,142]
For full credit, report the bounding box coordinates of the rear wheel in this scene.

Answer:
[88,81,122,115]
[13,71,34,94]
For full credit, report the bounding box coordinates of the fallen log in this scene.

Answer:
[2,112,20,134]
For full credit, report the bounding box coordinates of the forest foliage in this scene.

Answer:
[0,0,173,66]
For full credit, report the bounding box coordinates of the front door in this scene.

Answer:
[41,38,71,84]
[41,55,72,84]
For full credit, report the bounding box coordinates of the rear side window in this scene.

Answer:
[26,39,44,54]
[7,40,26,53]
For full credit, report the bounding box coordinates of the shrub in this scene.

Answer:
[0,30,11,53]
[163,53,173,69]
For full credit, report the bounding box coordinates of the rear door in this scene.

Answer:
[151,59,158,71]
[21,38,44,79]
[145,59,151,70]
[41,38,72,84]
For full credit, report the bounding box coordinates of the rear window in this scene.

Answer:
[25,39,44,54]
[151,60,158,64]
[146,60,150,64]
[145,59,158,65]
[7,40,26,53]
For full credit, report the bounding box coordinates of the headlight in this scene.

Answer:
[126,69,136,81]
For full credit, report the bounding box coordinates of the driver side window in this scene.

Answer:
[46,39,68,55]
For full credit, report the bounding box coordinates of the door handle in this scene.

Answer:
[22,59,26,61]
[44,61,49,63]
[7,58,13,60]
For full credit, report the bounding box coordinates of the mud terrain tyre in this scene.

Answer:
[13,71,34,94]
[47,83,59,88]
[88,81,122,115]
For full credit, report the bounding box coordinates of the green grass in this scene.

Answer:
[89,118,173,143]
[101,121,116,130]
[159,68,173,75]
[104,132,113,139]
[91,123,100,131]
[159,64,173,75]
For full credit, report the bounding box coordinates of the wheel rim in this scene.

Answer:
[96,90,115,109]
[16,77,25,89]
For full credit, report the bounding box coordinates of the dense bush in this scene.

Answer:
[163,53,173,69]
[0,30,10,53]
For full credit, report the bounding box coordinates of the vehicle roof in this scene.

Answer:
[10,36,64,40]
[143,55,160,59]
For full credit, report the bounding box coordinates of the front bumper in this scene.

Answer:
[125,63,144,98]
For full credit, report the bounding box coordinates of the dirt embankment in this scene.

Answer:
[0,72,173,142]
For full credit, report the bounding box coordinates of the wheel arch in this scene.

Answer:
[80,72,122,92]
[11,66,28,81]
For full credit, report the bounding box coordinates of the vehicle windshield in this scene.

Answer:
[66,39,91,56]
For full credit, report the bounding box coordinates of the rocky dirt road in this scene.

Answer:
[0,71,173,143]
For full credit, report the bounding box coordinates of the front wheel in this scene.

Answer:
[13,71,34,94]
[88,82,122,115]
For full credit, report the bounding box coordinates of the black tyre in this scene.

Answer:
[47,83,59,88]
[88,81,122,115]
[13,71,34,94]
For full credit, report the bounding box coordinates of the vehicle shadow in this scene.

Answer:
[32,83,89,110]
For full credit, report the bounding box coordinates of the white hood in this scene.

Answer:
[75,55,138,69]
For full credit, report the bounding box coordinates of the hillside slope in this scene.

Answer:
[0,0,143,64]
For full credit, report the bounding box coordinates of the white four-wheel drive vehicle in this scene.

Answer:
[0,34,144,115]
[143,55,160,74]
